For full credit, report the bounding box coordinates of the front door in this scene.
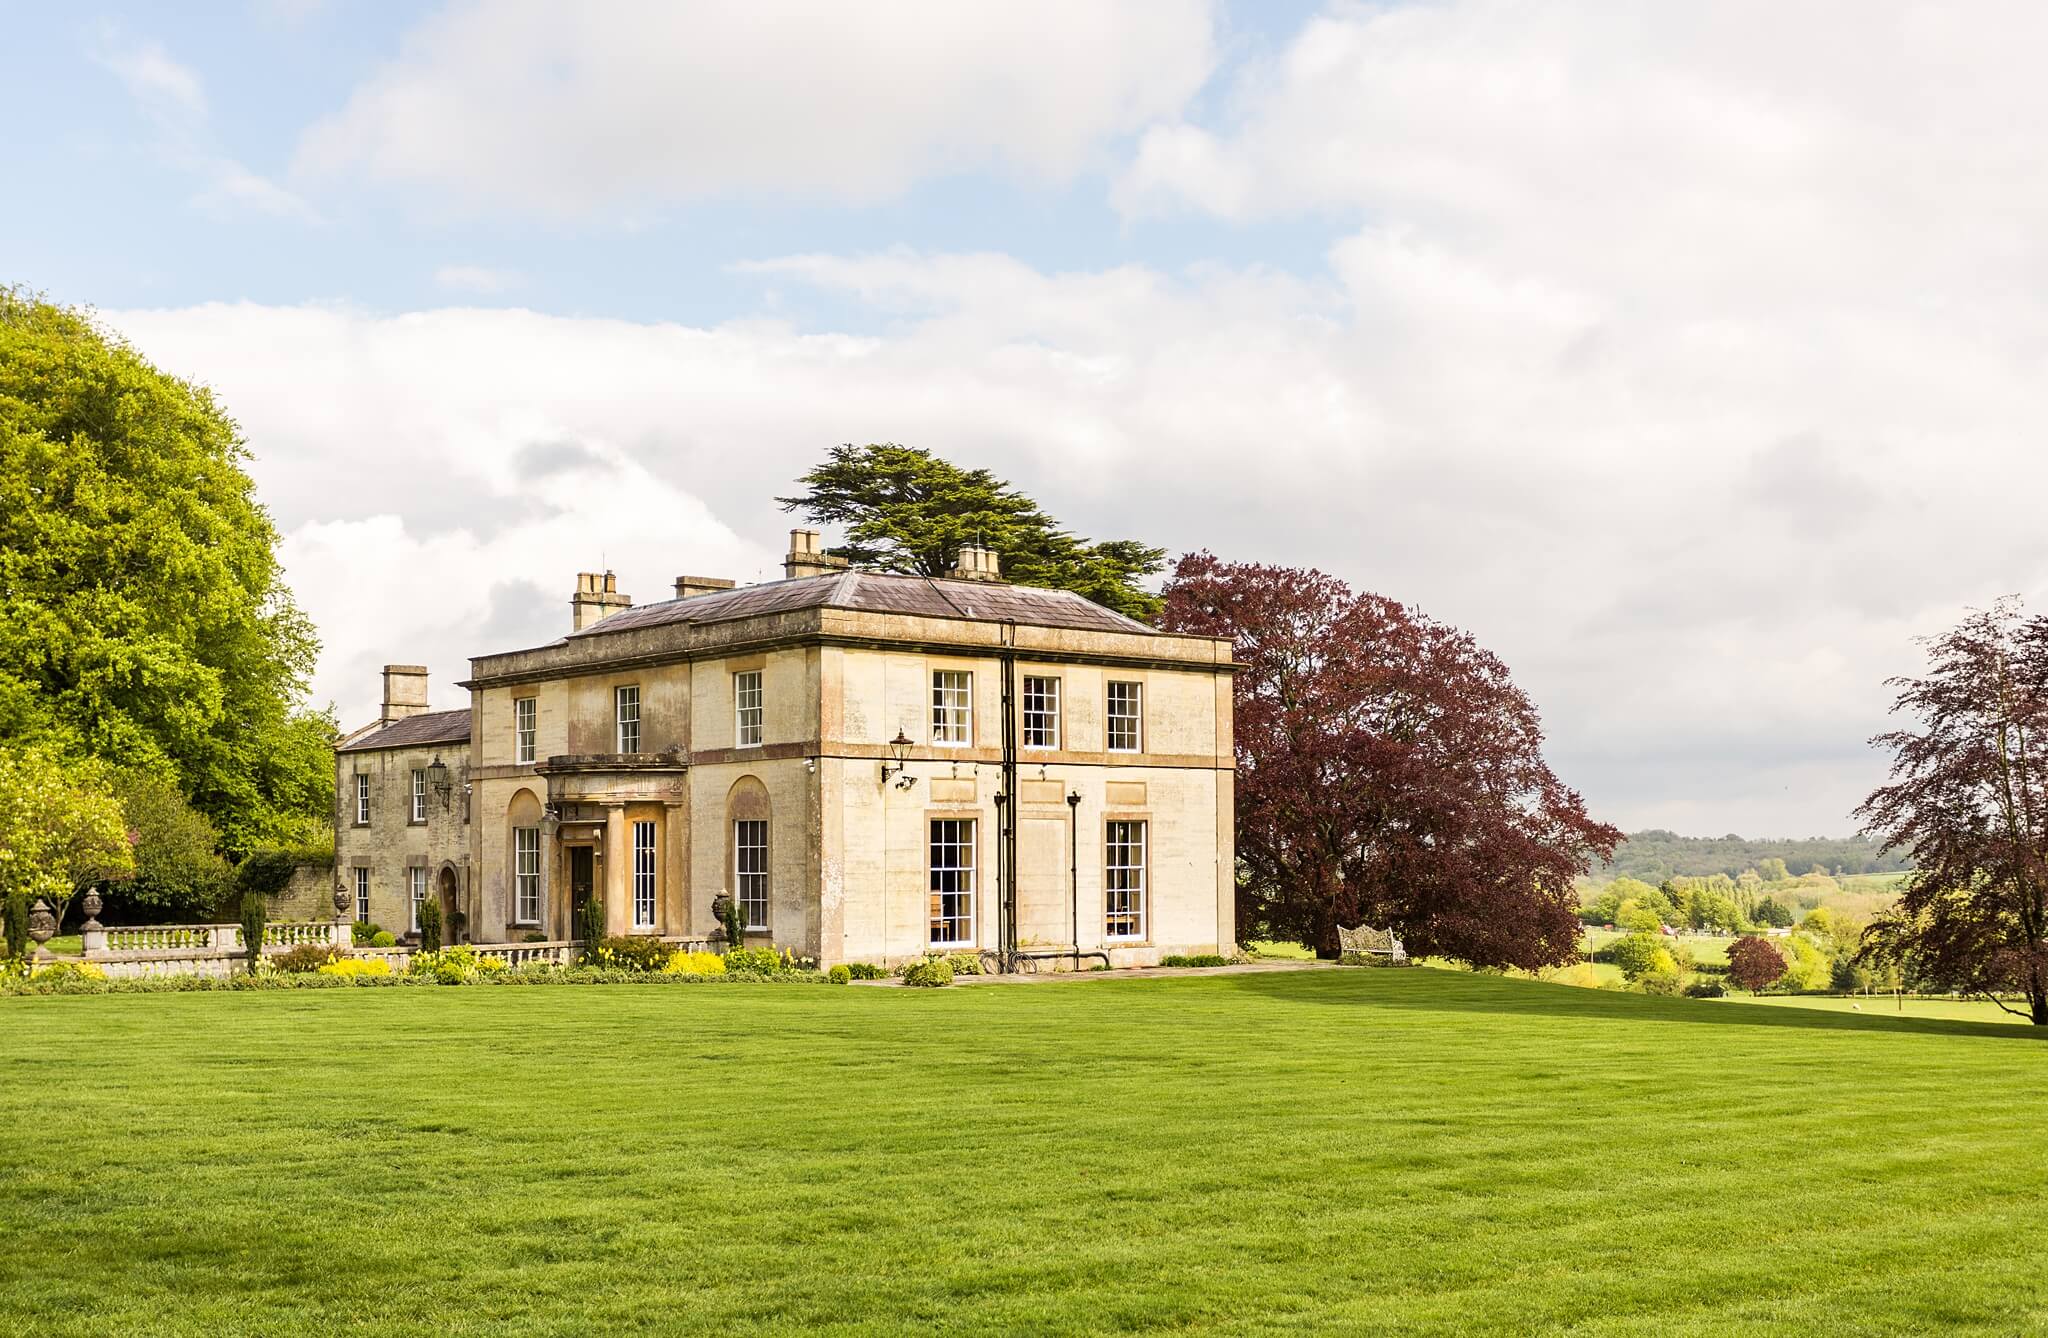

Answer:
[569,846,595,938]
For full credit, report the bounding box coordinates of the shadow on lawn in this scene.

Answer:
[1217,967,2048,1043]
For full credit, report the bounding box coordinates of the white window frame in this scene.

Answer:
[631,820,657,929]
[735,819,768,931]
[514,827,541,925]
[1022,675,1060,749]
[410,769,427,823]
[514,697,537,765]
[1107,680,1143,753]
[931,670,972,747]
[929,819,976,947]
[409,867,427,933]
[615,685,641,753]
[353,867,370,922]
[353,773,370,825]
[734,670,764,748]
[1105,820,1147,941]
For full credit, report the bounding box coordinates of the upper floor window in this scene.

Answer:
[735,671,764,748]
[735,819,769,931]
[1107,681,1143,753]
[616,685,641,753]
[514,697,537,765]
[353,866,370,922]
[632,820,657,929]
[1105,820,1147,940]
[409,769,427,823]
[932,670,972,746]
[353,773,370,825]
[1022,676,1060,749]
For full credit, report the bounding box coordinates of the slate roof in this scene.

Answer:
[337,708,473,753]
[569,570,1158,640]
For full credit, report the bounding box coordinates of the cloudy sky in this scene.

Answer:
[9,0,2043,838]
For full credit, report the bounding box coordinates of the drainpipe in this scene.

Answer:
[998,622,1019,970]
[1067,788,1081,961]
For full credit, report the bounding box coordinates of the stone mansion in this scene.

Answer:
[333,531,1237,968]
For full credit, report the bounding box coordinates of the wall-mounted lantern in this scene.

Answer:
[427,756,453,809]
[881,730,918,789]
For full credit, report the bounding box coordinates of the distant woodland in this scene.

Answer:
[1597,830,1910,882]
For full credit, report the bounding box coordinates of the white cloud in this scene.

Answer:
[434,265,524,294]
[90,27,319,223]
[109,196,2048,838]
[295,0,1217,212]
[96,3,2048,837]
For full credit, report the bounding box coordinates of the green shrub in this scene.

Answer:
[1636,968,1688,996]
[902,955,954,988]
[521,931,548,943]
[272,943,342,973]
[844,961,887,980]
[239,890,267,971]
[590,936,671,972]
[370,931,396,948]
[418,899,443,954]
[723,946,784,975]
[351,920,385,946]
[574,896,605,959]
[828,964,852,985]
[1684,979,1727,998]
[722,898,745,949]
[1162,954,1228,968]
[3,890,29,963]
[945,952,984,976]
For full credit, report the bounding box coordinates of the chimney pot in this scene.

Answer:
[948,546,1003,583]
[571,570,633,631]
[380,664,429,726]
[674,575,737,600]
[784,528,849,580]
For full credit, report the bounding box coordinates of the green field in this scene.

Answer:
[1720,992,2034,1026]
[4,970,2047,1335]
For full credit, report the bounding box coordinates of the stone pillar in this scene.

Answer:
[603,803,629,937]
[663,799,687,938]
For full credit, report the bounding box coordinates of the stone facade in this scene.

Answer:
[333,668,474,940]
[335,534,1237,967]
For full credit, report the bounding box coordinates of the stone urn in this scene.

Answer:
[27,898,57,946]
[332,885,351,916]
[81,887,104,932]
[710,891,734,927]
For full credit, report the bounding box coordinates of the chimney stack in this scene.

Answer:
[784,528,849,580]
[380,665,429,726]
[674,575,737,600]
[947,546,1003,583]
[571,571,632,631]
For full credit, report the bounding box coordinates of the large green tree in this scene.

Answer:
[778,443,1166,622]
[0,289,333,853]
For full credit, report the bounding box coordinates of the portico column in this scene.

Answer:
[603,802,630,937]
[663,799,687,937]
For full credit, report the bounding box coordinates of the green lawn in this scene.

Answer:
[4,969,2047,1335]
[1720,992,2034,1026]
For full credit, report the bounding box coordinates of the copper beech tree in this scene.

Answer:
[1160,553,1618,966]
[1858,599,2048,1024]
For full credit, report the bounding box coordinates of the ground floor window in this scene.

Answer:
[353,866,370,922]
[929,819,975,946]
[409,867,427,933]
[735,819,768,930]
[514,827,541,924]
[633,820,657,928]
[1105,820,1146,940]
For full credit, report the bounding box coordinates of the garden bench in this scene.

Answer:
[1336,923,1409,964]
